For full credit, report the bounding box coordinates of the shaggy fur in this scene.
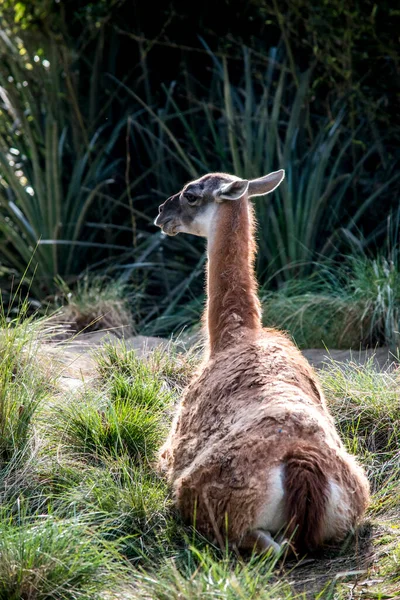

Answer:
[155,173,370,554]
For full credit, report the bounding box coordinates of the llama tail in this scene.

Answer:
[283,443,329,552]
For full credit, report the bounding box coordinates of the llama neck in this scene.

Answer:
[205,198,261,354]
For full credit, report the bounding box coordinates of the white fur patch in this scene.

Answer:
[192,204,218,239]
[322,480,351,541]
[253,465,286,533]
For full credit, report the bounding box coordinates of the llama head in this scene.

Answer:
[154,169,285,237]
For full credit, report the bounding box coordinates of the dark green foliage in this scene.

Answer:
[0,0,398,337]
[0,30,130,296]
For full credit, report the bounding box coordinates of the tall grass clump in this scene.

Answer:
[54,276,134,337]
[50,341,184,464]
[321,357,400,506]
[346,253,400,349]
[52,388,166,464]
[0,303,56,470]
[97,340,198,392]
[0,515,128,600]
[263,247,400,350]
[262,277,365,349]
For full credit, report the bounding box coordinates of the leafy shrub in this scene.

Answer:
[0,33,129,296]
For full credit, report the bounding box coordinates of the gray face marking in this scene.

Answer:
[154,173,238,238]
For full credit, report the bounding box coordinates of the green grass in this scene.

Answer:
[51,389,167,464]
[319,358,400,599]
[0,303,57,471]
[96,339,198,392]
[0,309,399,599]
[262,283,364,349]
[47,341,183,465]
[53,456,175,563]
[321,357,400,512]
[125,549,292,600]
[53,276,134,337]
[0,516,129,600]
[262,251,400,350]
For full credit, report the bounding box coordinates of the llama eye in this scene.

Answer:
[185,193,198,205]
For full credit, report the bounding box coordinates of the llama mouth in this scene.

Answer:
[161,220,178,236]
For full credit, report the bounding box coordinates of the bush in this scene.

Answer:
[0,0,398,326]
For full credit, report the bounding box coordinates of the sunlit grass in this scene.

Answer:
[51,390,166,463]
[0,515,129,600]
[263,251,400,350]
[0,308,399,599]
[53,276,134,337]
[125,548,291,600]
[0,302,58,471]
[321,357,400,515]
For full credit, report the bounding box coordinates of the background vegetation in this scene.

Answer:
[0,0,399,346]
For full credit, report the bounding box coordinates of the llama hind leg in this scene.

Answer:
[240,529,282,554]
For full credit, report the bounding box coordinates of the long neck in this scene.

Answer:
[205,198,262,354]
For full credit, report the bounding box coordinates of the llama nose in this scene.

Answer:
[154,206,167,228]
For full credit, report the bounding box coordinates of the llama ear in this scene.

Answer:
[215,179,249,202]
[248,169,285,197]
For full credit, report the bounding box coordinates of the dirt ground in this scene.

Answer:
[46,331,396,388]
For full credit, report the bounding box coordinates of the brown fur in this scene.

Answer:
[156,179,370,554]
[283,443,329,551]
[205,200,261,353]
